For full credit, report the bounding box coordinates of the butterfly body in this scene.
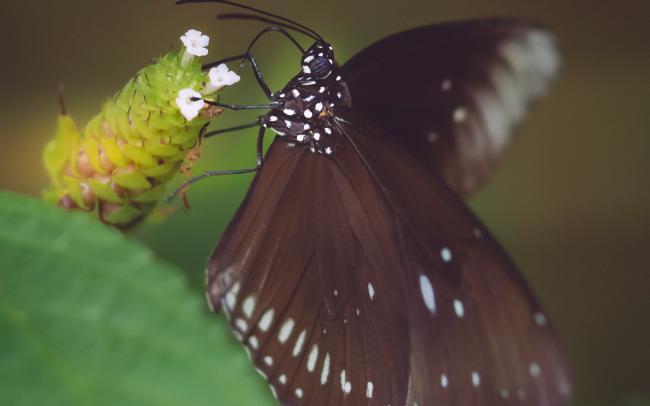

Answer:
[264,41,350,155]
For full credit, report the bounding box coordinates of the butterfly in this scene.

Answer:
[177,1,572,404]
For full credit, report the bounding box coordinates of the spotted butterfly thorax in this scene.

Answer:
[261,41,349,156]
[42,29,240,229]
[177,1,571,404]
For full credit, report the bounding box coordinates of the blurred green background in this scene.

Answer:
[0,0,648,404]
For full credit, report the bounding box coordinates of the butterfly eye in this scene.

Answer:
[307,57,332,78]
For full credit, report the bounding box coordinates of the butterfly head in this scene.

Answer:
[302,42,335,78]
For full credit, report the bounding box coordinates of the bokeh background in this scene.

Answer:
[1,0,648,404]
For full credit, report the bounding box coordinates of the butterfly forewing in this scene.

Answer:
[342,19,560,196]
[207,139,411,405]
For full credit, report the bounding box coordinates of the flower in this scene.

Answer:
[176,88,205,121]
[210,64,241,87]
[180,29,209,57]
[203,64,241,94]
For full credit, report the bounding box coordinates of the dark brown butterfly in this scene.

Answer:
[176,1,572,404]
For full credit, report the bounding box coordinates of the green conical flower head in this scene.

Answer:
[43,29,237,229]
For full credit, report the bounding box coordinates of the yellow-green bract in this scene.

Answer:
[43,46,224,229]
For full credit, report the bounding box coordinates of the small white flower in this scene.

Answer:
[180,29,210,57]
[176,88,205,121]
[202,63,241,94]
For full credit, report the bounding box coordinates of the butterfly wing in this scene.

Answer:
[206,139,411,405]
[341,19,560,196]
[207,107,571,405]
[332,107,572,404]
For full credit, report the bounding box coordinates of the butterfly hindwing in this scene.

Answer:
[342,19,560,196]
[333,107,572,405]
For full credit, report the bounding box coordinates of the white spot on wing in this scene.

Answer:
[419,275,436,314]
[259,309,274,332]
[472,371,481,387]
[534,312,547,326]
[307,344,319,372]
[530,362,541,377]
[264,356,273,366]
[441,247,452,262]
[453,107,467,123]
[366,381,374,398]
[295,388,303,398]
[293,330,306,356]
[278,374,287,384]
[278,318,295,344]
[453,299,465,318]
[225,291,237,310]
[235,318,248,332]
[321,353,331,385]
[441,373,448,388]
[283,108,295,116]
[242,296,256,318]
[248,335,259,350]
[340,370,352,394]
[368,283,375,300]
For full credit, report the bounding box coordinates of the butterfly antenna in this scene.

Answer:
[176,0,322,40]
[218,12,318,41]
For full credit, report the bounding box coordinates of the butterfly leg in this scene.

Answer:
[165,126,266,203]
[202,99,281,110]
[203,118,262,139]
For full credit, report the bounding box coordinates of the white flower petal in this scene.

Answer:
[208,63,241,90]
[215,63,229,74]
[176,88,205,121]
[180,29,210,57]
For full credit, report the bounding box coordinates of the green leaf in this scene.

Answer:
[0,191,273,406]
